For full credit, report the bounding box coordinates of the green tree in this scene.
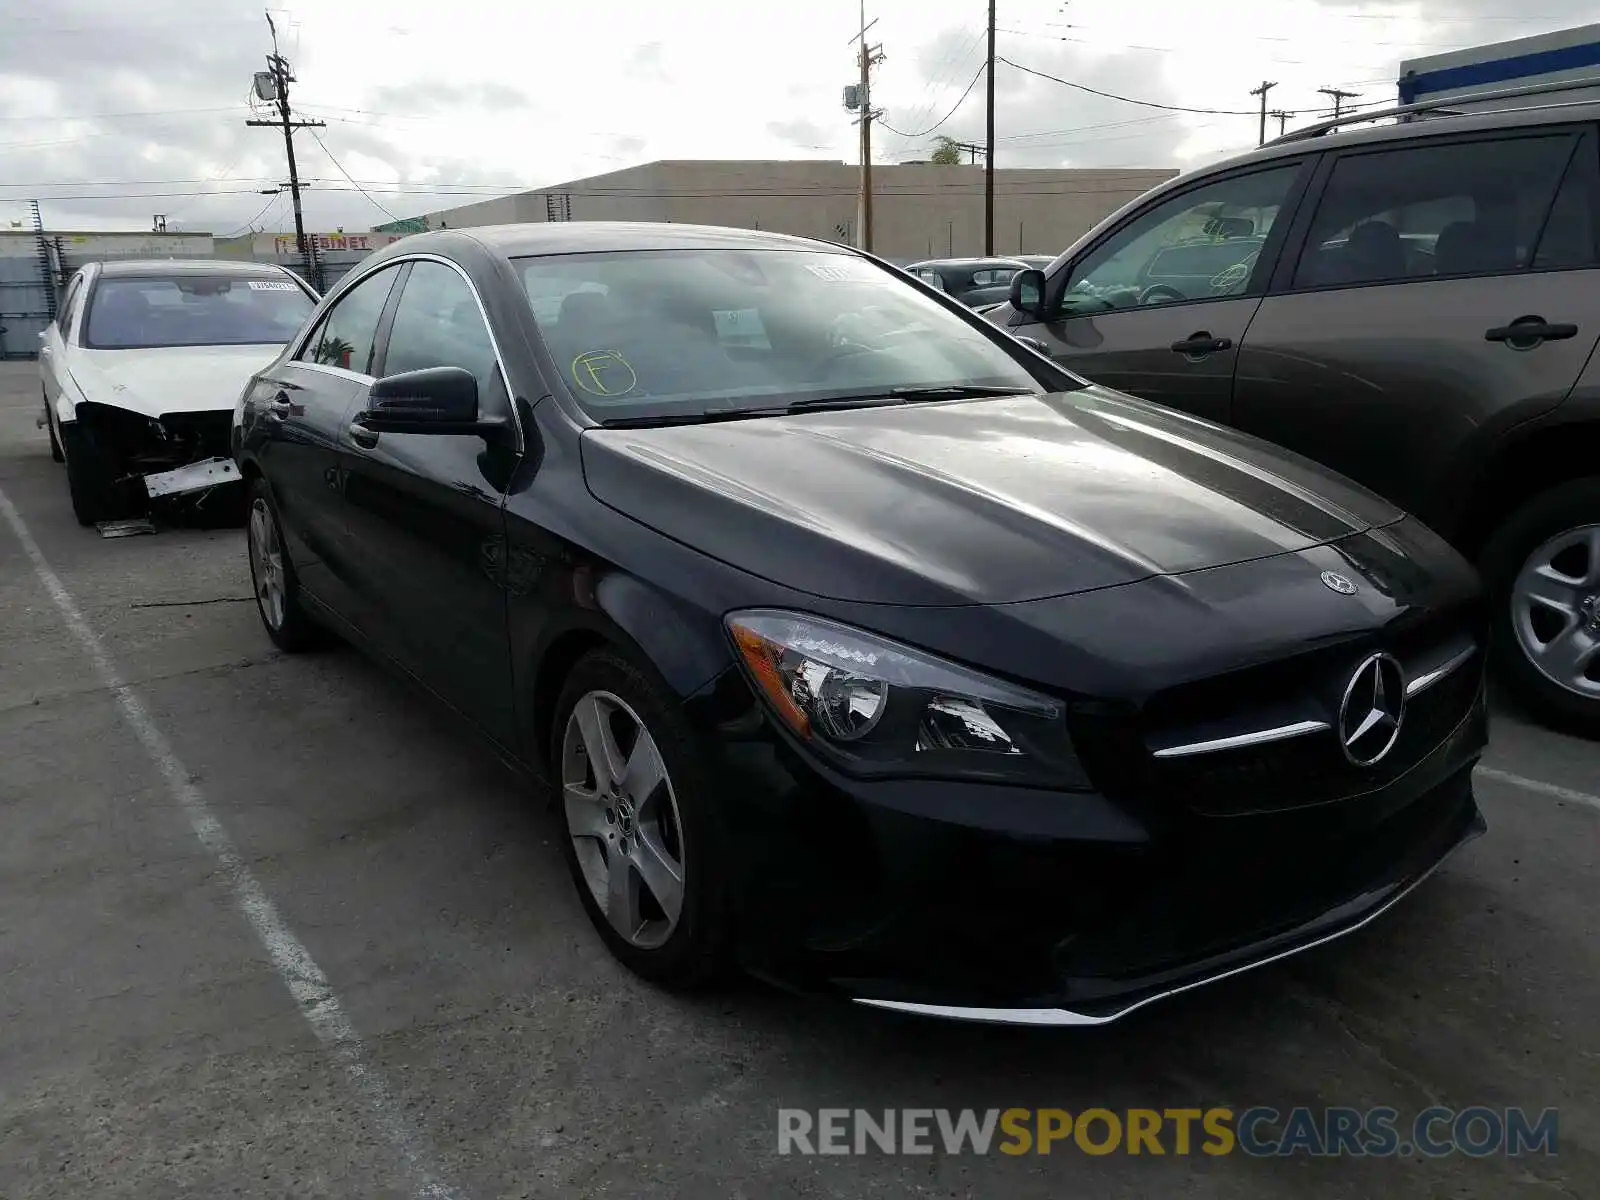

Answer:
[929,136,963,166]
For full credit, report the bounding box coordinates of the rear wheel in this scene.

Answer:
[60,422,126,526]
[246,476,323,652]
[552,648,731,988]
[1479,478,1600,736]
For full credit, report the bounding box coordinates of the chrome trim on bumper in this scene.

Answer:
[851,825,1473,1027]
[1151,719,1328,759]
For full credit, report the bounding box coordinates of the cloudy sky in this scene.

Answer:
[2,0,1594,235]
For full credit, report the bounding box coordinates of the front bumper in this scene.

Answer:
[705,668,1488,1025]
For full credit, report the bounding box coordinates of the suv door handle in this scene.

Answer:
[1485,317,1578,346]
[1170,332,1233,356]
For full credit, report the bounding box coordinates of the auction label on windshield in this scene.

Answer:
[247,281,300,291]
[805,260,889,284]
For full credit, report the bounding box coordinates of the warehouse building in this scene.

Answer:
[377,159,1177,262]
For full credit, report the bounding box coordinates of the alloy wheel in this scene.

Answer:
[1510,523,1600,698]
[560,690,686,950]
[248,497,286,631]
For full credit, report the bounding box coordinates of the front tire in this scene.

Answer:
[60,422,126,526]
[1479,478,1600,736]
[43,392,64,463]
[246,476,323,652]
[551,648,731,988]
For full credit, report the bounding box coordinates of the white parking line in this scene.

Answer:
[1478,765,1600,814]
[0,487,465,1200]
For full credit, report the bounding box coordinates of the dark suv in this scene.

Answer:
[986,81,1600,734]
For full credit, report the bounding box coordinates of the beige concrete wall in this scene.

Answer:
[405,161,1177,260]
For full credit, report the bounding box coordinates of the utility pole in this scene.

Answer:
[1249,81,1276,146]
[1268,108,1290,137]
[984,0,997,255]
[1318,86,1359,118]
[247,12,324,283]
[849,3,884,252]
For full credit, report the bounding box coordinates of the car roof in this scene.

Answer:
[1175,99,1600,181]
[92,258,297,278]
[393,221,841,260]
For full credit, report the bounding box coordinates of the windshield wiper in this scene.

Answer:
[595,385,1031,429]
[788,385,1031,408]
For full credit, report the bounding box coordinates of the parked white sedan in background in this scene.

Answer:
[39,259,319,525]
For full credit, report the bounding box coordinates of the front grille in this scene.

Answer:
[1071,609,1485,817]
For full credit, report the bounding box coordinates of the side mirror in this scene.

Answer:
[357,366,505,437]
[1008,268,1048,319]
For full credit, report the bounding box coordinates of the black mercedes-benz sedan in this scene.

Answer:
[233,222,1489,1025]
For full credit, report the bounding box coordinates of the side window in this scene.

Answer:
[1063,165,1299,313]
[916,270,947,291]
[1294,135,1578,288]
[298,266,400,375]
[971,268,1016,287]
[57,275,85,338]
[1533,137,1599,271]
[382,261,499,394]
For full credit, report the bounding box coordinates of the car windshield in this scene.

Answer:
[84,275,315,350]
[515,247,1047,421]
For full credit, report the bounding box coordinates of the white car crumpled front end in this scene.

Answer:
[63,344,279,503]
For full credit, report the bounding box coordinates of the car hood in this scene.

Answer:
[580,386,1406,606]
[69,344,285,418]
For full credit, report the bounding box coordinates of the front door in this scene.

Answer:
[1233,127,1600,536]
[337,258,520,745]
[253,263,404,613]
[1013,162,1309,425]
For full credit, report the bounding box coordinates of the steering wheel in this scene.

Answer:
[1138,283,1187,306]
[1208,249,1260,293]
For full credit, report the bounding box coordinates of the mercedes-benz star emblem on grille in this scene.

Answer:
[1339,653,1407,767]
[1320,570,1358,595]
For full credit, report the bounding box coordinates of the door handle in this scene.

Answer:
[348,419,379,449]
[1485,317,1578,347]
[1170,332,1233,356]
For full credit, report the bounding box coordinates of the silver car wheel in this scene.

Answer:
[248,497,286,632]
[560,689,686,950]
[1511,523,1600,698]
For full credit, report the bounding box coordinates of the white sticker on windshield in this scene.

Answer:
[247,280,299,291]
[804,261,878,283]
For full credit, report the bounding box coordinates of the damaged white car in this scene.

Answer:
[38,259,319,526]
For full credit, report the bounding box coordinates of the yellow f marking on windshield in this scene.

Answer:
[571,350,637,397]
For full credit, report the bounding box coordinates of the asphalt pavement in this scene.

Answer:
[1,360,1595,1199]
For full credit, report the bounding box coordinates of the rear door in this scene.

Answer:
[336,257,520,744]
[1010,161,1311,425]
[1233,125,1600,536]
[250,263,405,614]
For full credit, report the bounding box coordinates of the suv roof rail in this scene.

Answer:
[1268,74,1600,145]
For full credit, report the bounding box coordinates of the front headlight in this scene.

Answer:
[726,609,1090,789]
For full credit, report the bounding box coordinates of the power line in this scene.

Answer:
[878,61,988,139]
[309,129,402,222]
[998,56,1263,114]
[220,191,283,239]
